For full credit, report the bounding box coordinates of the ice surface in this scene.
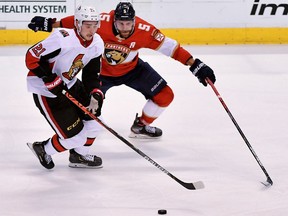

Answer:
[0,45,287,216]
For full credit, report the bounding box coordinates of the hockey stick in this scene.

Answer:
[62,90,204,190]
[206,78,273,186]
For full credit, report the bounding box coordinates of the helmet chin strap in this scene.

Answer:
[79,33,87,41]
[76,22,87,41]
[113,21,119,34]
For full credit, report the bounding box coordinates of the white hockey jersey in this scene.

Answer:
[26,28,104,97]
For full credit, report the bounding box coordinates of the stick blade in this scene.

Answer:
[193,181,205,189]
[182,181,205,190]
[261,177,273,187]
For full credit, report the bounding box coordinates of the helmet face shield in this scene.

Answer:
[114,2,135,21]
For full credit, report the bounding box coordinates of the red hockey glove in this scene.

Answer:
[189,58,216,86]
[86,89,104,117]
[43,74,64,96]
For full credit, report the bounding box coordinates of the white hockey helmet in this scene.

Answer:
[74,5,100,30]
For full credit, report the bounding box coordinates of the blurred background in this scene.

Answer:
[1,0,288,45]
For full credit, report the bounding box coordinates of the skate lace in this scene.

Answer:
[144,125,156,134]
[83,154,94,162]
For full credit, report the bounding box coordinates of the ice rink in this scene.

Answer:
[0,44,287,216]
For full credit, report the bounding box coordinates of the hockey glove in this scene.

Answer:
[189,58,216,86]
[86,89,104,117]
[43,74,64,96]
[28,16,56,32]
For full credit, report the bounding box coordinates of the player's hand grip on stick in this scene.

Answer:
[190,59,216,86]
[86,89,104,117]
[43,74,64,96]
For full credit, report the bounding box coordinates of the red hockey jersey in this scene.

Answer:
[60,10,192,77]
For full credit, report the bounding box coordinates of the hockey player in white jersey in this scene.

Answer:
[26,5,105,169]
[28,2,216,139]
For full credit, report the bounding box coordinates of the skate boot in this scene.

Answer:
[27,140,54,169]
[69,149,103,169]
[129,113,162,138]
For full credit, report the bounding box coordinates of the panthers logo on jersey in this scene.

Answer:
[104,43,130,65]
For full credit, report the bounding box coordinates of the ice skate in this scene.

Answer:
[69,149,103,169]
[27,140,54,169]
[129,114,162,139]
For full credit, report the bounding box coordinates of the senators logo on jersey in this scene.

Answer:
[104,43,130,65]
[62,54,84,80]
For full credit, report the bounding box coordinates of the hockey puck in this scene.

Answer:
[158,209,167,214]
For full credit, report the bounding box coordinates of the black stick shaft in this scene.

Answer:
[206,79,273,185]
[62,90,204,190]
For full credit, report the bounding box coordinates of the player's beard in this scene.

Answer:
[119,30,131,38]
[119,26,135,39]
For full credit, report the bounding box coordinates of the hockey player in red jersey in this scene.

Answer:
[28,2,216,139]
[26,5,105,169]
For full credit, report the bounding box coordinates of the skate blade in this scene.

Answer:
[27,142,37,157]
[27,142,55,169]
[69,163,103,169]
[128,132,162,139]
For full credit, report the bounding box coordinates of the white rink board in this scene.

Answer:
[0,0,288,29]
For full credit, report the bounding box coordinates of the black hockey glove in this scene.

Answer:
[86,89,104,117]
[43,74,64,96]
[189,58,216,86]
[28,16,56,32]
